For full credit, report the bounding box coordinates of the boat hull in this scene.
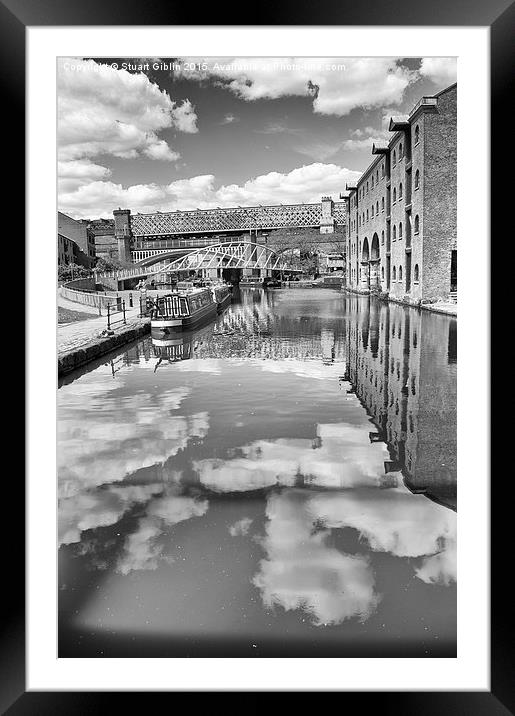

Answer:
[151,302,217,333]
[216,292,232,312]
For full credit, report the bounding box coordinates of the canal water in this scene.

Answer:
[58,289,457,657]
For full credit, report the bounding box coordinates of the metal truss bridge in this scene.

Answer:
[95,241,303,284]
[130,201,347,238]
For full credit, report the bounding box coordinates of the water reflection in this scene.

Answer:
[343,295,457,509]
[58,289,456,656]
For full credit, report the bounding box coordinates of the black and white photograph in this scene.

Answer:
[56,55,459,659]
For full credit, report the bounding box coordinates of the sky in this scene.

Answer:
[57,56,457,220]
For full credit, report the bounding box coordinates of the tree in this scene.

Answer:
[58,262,91,282]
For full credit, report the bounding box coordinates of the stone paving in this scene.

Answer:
[57,305,142,355]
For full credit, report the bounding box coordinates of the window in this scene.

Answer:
[399,143,403,159]
[376,170,379,183]
[366,181,369,194]
[414,215,420,234]
[414,264,419,282]
[414,170,420,190]
[393,225,397,241]
[399,183,403,200]
[399,222,403,239]
[393,267,396,281]
[399,266,403,281]
[381,197,385,212]
[381,163,385,177]
[414,125,420,145]
[371,205,374,218]
[381,266,384,280]
[393,150,396,166]
[371,176,374,189]
[393,188,397,203]
[366,209,369,221]
[381,230,384,245]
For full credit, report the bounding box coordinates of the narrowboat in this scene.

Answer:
[239,276,265,288]
[211,283,232,312]
[150,283,217,333]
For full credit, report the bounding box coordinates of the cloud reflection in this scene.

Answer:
[116,493,209,575]
[253,490,379,626]
[59,384,209,496]
[193,423,388,492]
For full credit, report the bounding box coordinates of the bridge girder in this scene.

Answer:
[95,241,303,283]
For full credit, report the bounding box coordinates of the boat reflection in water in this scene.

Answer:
[151,323,214,370]
[58,289,456,658]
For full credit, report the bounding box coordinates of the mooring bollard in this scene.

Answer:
[122,300,126,325]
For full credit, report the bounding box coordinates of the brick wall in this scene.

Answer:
[422,86,457,300]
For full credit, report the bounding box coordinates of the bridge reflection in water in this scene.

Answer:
[58,289,456,658]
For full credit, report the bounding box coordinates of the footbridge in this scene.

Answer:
[95,241,303,288]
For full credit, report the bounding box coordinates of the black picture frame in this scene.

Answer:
[9,0,504,711]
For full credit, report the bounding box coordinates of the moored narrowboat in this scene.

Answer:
[239,276,265,288]
[212,283,232,312]
[150,285,217,333]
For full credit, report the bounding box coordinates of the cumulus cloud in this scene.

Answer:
[57,58,198,184]
[59,161,361,219]
[179,57,416,117]
[221,113,239,125]
[253,490,379,625]
[415,538,457,585]
[419,58,457,87]
[228,517,253,537]
[58,378,209,496]
[193,422,388,494]
[116,493,209,575]
[309,486,457,586]
[58,483,164,546]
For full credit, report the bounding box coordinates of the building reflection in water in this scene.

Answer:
[58,288,457,656]
[343,295,457,511]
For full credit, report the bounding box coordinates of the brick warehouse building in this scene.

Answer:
[345,83,457,304]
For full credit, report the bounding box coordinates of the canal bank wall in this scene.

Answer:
[342,287,457,317]
[58,317,150,377]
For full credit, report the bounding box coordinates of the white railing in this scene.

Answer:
[95,241,302,282]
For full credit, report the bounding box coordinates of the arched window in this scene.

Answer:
[399,142,403,158]
[414,169,420,189]
[381,266,384,280]
[393,266,397,281]
[376,170,379,183]
[366,209,369,221]
[393,225,397,240]
[371,176,374,189]
[414,264,419,282]
[393,150,396,166]
[381,230,384,245]
[414,215,420,234]
[381,197,385,212]
[381,163,385,177]
[393,187,397,203]
[376,201,379,214]
[399,266,403,281]
[371,205,374,218]
[399,183,403,199]
[399,222,403,239]
[415,125,420,145]
[366,181,369,193]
